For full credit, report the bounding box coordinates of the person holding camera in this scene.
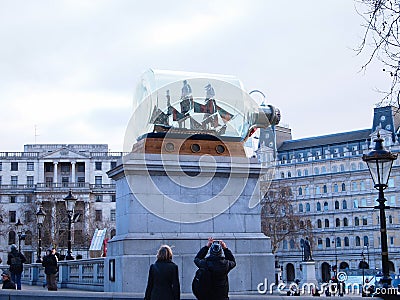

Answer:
[194,238,236,300]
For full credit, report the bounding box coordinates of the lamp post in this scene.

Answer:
[362,133,398,287]
[332,238,338,276]
[64,191,77,260]
[15,219,23,252]
[36,207,46,263]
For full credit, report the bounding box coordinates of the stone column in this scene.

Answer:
[53,162,58,185]
[71,162,76,183]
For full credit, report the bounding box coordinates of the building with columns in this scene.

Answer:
[0,144,122,263]
[261,106,400,283]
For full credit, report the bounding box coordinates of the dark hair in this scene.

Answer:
[156,245,173,262]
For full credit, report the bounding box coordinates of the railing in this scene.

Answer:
[0,258,105,291]
[36,183,91,189]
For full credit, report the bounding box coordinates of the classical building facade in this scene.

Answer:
[0,144,122,263]
[261,106,400,283]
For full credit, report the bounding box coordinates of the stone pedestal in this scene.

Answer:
[300,261,318,286]
[104,152,274,293]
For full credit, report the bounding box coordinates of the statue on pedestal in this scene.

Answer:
[303,237,313,261]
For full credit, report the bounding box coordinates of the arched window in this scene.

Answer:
[335,218,340,227]
[305,186,310,196]
[314,167,319,175]
[363,217,368,225]
[298,187,303,196]
[364,236,369,246]
[300,221,305,229]
[355,236,361,246]
[324,202,328,211]
[326,238,331,247]
[336,237,342,247]
[355,217,360,226]
[306,220,311,228]
[317,219,322,228]
[340,164,345,172]
[352,181,358,191]
[343,218,348,226]
[335,201,339,209]
[281,172,285,179]
[341,183,346,191]
[333,184,339,193]
[389,215,393,224]
[297,170,301,177]
[342,200,347,209]
[316,202,321,211]
[315,186,321,194]
[287,171,292,178]
[325,219,329,228]
[318,238,323,249]
[359,162,364,170]
[344,237,350,247]
[321,166,327,174]
[304,169,309,176]
[354,199,358,208]
[351,163,357,171]
[332,166,338,173]
[299,203,303,212]
[306,203,310,212]
[8,231,16,245]
[360,181,365,191]
[323,185,327,193]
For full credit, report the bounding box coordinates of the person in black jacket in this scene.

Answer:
[144,245,180,300]
[194,238,236,300]
[6,244,26,290]
[1,270,16,290]
[42,248,58,291]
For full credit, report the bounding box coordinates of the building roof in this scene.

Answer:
[278,129,371,152]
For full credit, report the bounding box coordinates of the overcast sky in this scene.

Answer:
[0,0,389,152]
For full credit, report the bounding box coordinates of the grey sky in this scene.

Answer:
[0,0,387,151]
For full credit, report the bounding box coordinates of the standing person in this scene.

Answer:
[1,270,16,289]
[6,244,26,290]
[194,238,236,300]
[42,248,58,291]
[144,245,180,300]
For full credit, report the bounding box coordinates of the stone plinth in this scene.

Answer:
[300,261,318,286]
[104,152,274,293]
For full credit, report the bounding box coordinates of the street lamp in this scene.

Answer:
[332,238,338,276]
[362,133,398,287]
[64,190,77,260]
[36,207,46,263]
[15,219,24,252]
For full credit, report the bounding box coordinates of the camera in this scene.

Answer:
[212,241,220,246]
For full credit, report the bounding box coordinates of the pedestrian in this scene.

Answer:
[144,245,180,300]
[1,270,16,289]
[42,248,58,291]
[6,244,26,290]
[194,238,236,300]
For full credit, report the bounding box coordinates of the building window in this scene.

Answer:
[299,204,303,213]
[111,194,116,202]
[110,161,117,169]
[355,217,360,226]
[317,219,322,228]
[9,211,16,223]
[110,209,116,221]
[11,176,18,186]
[361,198,367,207]
[298,187,302,196]
[27,176,34,187]
[95,210,102,222]
[0,162,2,171]
[25,195,32,203]
[318,238,323,249]
[77,163,85,172]
[335,218,340,227]
[344,237,350,247]
[335,201,339,210]
[341,183,346,191]
[362,217,368,225]
[289,239,295,249]
[324,219,329,228]
[62,177,69,187]
[326,238,331,248]
[61,165,70,173]
[0,176,2,185]
[321,166,327,174]
[27,162,34,171]
[77,177,85,187]
[351,163,357,171]
[360,181,366,191]
[389,215,393,224]
[342,200,347,209]
[45,164,54,172]
[333,184,338,193]
[8,231,16,245]
[352,182,358,191]
[315,186,320,194]
[282,240,287,250]
[336,237,342,247]
[323,202,328,211]
[95,195,103,202]
[355,236,361,246]
[95,176,102,187]
[364,236,369,246]
[314,167,319,175]
[304,169,309,176]
[287,171,291,178]
[354,200,358,208]
[340,164,345,172]
[343,218,348,226]
[390,236,394,245]
[10,162,18,171]
[45,177,53,187]
[323,185,327,193]
[95,162,102,171]
[306,203,310,212]
[332,166,338,173]
[10,196,16,203]
[316,202,321,211]
[297,170,301,177]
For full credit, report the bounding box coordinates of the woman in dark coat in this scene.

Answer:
[144,245,180,300]
[194,238,236,300]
